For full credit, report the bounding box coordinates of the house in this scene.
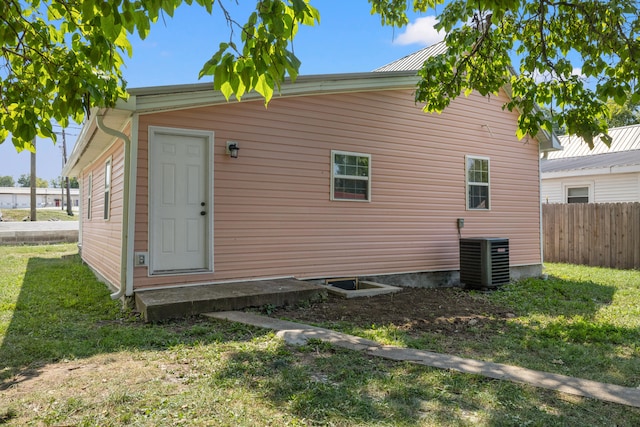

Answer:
[0,187,80,210]
[62,53,560,309]
[541,124,640,203]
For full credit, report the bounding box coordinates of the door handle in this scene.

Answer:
[201,211,206,216]
[201,202,205,206]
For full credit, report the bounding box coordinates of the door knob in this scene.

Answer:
[200,211,206,216]
[201,202,205,206]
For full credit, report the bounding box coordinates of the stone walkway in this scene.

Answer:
[205,311,640,409]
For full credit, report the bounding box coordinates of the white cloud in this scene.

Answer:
[394,16,445,46]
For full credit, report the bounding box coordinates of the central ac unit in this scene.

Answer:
[459,237,510,289]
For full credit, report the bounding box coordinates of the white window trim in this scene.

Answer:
[104,157,112,220]
[465,155,491,211]
[87,172,93,220]
[564,183,594,204]
[330,150,372,202]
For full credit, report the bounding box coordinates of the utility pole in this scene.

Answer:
[62,128,73,215]
[61,146,64,210]
[30,138,36,221]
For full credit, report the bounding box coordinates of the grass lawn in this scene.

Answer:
[1,244,639,426]
[1,209,78,222]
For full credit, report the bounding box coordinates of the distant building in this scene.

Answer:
[541,124,640,203]
[0,187,80,209]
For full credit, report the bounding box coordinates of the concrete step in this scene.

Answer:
[134,278,327,322]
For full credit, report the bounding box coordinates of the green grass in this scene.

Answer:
[1,245,639,426]
[315,265,640,388]
[0,208,78,222]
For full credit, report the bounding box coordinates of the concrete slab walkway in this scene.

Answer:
[206,311,640,409]
[0,221,78,245]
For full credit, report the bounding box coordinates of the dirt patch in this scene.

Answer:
[271,287,516,340]
[1,353,194,426]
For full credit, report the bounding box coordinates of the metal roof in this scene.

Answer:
[540,149,640,173]
[547,124,640,159]
[373,41,447,72]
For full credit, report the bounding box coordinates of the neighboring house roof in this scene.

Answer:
[541,124,640,176]
[373,42,447,72]
[541,149,640,173]
[547,124,640,159]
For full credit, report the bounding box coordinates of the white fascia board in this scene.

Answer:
[538,129,563,152]
[130,72,421,114]
[62,109,101,177]
[541,163,640,179]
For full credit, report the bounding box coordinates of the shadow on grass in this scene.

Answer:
[208,337,639,426]
[0,253,269,389]
[490,275,640,360]
[2,252,639,425]
[491,275,618,318]
[446,276,640,386]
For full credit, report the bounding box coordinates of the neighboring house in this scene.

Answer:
[0,187,80,209]
[541,124,640,203]
[62,49,559,305]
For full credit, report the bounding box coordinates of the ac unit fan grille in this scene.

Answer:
[459,238,510,289]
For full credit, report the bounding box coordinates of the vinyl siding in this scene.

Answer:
[542,173,640,203]
[80,139,125,288]
[133,88,541,288]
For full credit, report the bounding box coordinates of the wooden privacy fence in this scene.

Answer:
[543,203,640,270]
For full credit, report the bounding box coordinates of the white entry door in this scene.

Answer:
[149,127,214,273]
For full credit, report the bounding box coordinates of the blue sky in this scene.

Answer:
[1,1,443,183]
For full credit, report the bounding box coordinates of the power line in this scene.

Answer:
[52,124,82,130]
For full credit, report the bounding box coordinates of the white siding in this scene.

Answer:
[542,172,640,203]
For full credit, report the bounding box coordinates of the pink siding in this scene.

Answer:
[80,139,125,288]
[133,88,541,289]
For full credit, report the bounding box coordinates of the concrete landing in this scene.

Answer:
[206,311,640,409]
[135,278,327,322]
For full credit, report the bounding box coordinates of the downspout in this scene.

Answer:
[96,113,133,300]
[539,145,545,273]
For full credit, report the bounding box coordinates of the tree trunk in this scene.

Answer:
[62,129,73,216]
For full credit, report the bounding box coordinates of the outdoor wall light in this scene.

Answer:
[226,141,240,158]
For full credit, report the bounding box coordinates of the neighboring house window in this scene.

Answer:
[331,150,371,201]
[466,156,490,210]
[567,186,589,203]
[104,158,112,220]
[87,172,92,220]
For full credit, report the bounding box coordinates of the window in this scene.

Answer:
[567,186,589,203]
[331,150,371,201]
[104,158,112,220]
[466,156,490,210]
[87,172,92,219]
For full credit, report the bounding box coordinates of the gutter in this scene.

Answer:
[96,113,134,299]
